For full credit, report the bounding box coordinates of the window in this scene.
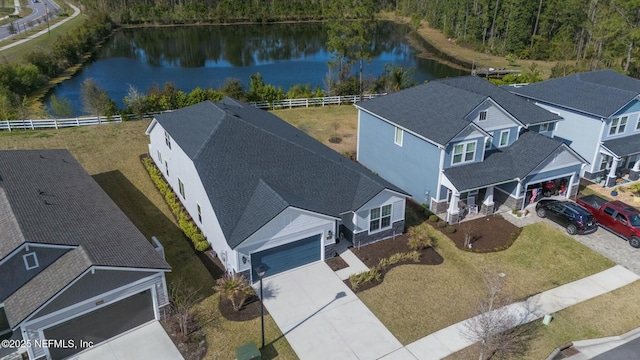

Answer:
[498,130,510,147]
[636,118,640,131]
[603,207,615,217]
[197,203,202,223]
[0,307,10,335]
[370,204,392,232]
[452,141,477,165]
[479,111,487,121]
[609,116,628,135]
[540,123,555,132]
[600,155,610,170]
[485,136,492,150]
[394,127,403,146]
[164,131,172,149]
[157,150,162,163]
[178,178,185,199]
[23,252,39,270]
[165,160,169,176]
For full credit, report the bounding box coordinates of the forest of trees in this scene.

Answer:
[1,0,638,119]
[78,0,640,78]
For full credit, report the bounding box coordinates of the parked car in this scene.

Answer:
[576,194,640,248]
[536,199,598,235]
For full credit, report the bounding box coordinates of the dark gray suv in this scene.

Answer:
[536,199,598,235]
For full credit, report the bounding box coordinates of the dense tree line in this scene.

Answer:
[388,0,640,77]
[0,14,114,119]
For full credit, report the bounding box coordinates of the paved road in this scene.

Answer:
[592,337,640,360]
[0,0,61,41]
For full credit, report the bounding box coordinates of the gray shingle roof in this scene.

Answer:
[443,131,570,190]
[154,99,408,248]
[4,247,92,327]
[356,76,561,146]
[0,149,170,270]
[602,133,640,157]
[509,70,640,118]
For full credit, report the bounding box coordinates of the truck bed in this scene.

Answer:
[577,194,609,211]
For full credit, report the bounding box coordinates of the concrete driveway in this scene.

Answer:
[258,262,405,360]
[71,321,184,360]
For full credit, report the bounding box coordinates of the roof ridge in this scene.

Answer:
[190,102,227,160]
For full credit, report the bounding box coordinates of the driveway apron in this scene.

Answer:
[258,262,405,360]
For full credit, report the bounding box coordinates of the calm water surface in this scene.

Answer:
[49,22,467,115]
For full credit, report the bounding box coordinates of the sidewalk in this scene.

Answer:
[399,265,639,360]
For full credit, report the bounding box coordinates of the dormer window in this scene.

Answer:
[479,111,487,121]
[23,252,39,270]
[539,123,555,132]
[452,141,477,165]
[609,116,627,135]
[394,127,403,146]
[499,130,510,147]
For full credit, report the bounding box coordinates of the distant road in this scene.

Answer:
[0,0,80,51]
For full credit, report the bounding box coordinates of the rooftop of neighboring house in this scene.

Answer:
[150,98,409,248]
[443,130,583,190]
[509,69,640,118]
[0,149,169,327]
[355,75,562,146]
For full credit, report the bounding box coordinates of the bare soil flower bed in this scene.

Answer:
[438,216,522,252]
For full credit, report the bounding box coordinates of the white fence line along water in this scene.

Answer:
[0,94,385,131]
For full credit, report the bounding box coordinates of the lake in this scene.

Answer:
[48,21,468,115]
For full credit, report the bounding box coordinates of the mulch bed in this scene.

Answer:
[325,255,349,271]
[435,215,522,252]
[218,295,266,321]
[351,233,443,268]
[347,233,444,292]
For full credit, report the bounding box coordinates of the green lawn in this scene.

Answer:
[357,221,615,345]
[0,121,297,359]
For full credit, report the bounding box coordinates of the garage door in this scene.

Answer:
[251,234,321,280]
[44,290,154,359]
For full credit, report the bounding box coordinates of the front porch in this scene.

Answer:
[590,135,640,187]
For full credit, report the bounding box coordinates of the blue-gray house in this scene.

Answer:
[509,70,640,187]
[356,76,587,222]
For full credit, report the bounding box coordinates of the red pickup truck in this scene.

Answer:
[576,194,640,248]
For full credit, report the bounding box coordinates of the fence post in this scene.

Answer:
[54,118,58,129]
[6,121,10,132]
[30,119,34,130]
[76,117,80,126]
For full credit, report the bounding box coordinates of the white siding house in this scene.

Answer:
[146,99,408,281]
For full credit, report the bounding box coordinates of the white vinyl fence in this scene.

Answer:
[0,94,385,131]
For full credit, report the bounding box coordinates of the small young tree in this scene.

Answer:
[462,270,532,360]
[49,94,73,118]
[80,78,114,119]
[215,273,252,312]
[169,281,203,341]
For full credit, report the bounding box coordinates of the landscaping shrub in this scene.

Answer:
[408,223,436,250]
[349,267,381,290]
[214,273,252,311]
[429,214,439,222]
[142,156,210,251]
[349,251,421,290]
[445,225,456,234]
[437,221,446,228]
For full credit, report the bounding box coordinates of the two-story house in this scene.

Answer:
[509,69,640,187]
[145,98,408,282]
[0,150,170,360]
[356,76,587,223]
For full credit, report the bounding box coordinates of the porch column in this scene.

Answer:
[605,157,620,187]
[481,186,495,215]
[630,157,640,181]
[447,191,460,224]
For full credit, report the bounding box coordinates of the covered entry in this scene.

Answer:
[44,289,155,359]
[251,234,321,281]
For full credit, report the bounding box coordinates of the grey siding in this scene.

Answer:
[357,110,441,204]
[32,269,158,318]
[353,220,404,247]
[0,246,70,301]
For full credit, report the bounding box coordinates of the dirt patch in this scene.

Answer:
[326,255,349,271]
[439,216,522,252]
[583,180,640,209]
[162,316,207,360]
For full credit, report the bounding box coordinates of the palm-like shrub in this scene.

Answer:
[215,273,252,312]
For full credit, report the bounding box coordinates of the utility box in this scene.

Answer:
[237,342,261,360]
